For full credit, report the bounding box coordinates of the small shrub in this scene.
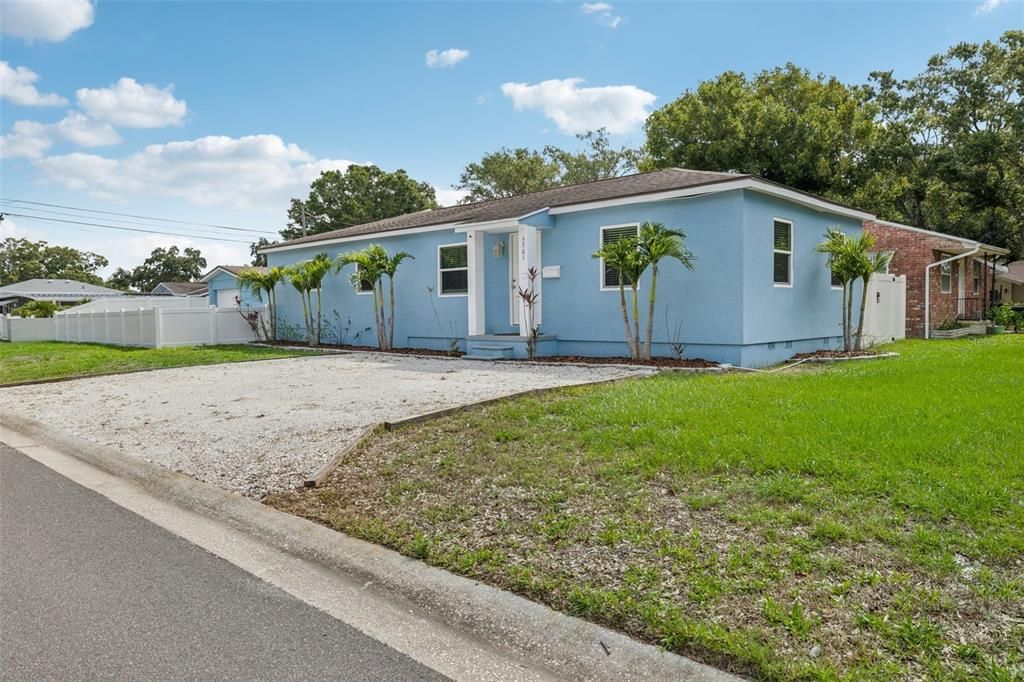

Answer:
[935,317,964,331]
[11,300,62,318]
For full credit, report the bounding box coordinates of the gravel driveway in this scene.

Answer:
[0,353,646,498]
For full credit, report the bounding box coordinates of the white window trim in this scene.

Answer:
[773,217,794,288]
[599,222,641,291]
[940,260,952,294]
[972,260,981,295]
[437,242,469,297]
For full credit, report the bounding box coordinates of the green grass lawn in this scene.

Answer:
[268,335,1024,681]
[0,341,314,385]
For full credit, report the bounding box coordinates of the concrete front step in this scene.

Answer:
[464,344,515,360]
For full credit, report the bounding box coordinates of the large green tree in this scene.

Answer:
[642,64,880,201]
[864,31,1023,256]
[0,238,109,286]
[108,246,207,293]
[283,165,437,241]
[456,129,641,203]
[456,148,562,203]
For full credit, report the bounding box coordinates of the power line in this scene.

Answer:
[1,211,256,245]
[0,197,279,235]
[0,201,271,239]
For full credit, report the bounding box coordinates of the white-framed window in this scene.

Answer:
[355,264,374,294]
[438,243,468,296]
[773,218,793,287]
[940,261,952,293]
[830,271,843,289]
[599,223,640,290]
[972,260,981,295]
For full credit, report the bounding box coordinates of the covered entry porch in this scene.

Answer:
[460,213,556,359]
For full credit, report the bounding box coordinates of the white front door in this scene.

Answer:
[509,232,520,326]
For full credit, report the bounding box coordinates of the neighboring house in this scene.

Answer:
[151,281,209,297]
[261,168,875,367]
[994,261,1024,304]
[864,220,1009,337]
[0,278,125,315]
[200,266,265,308]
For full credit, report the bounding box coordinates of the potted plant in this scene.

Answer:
[987,303,1014,335]
[932,317,970,339]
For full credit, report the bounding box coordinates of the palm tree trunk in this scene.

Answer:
[631,284,641,361]
[844,283,854,351]
[855,276,870,351]
[268,288,276,341]
[644,264,658,360]
[301,291,313,346]
[388,276,396,351]
[617,283,635,359]
[315,287,322,346]
[372,285,384,348]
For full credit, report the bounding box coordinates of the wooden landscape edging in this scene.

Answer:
[302,373,647,488]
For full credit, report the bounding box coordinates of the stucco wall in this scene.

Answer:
[266,231,469,350]
[266,188,859,365]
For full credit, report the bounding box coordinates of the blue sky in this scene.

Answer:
[1,0,1020,273]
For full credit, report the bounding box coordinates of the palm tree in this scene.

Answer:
[638,223,695,360]
[305,253,333,345]
[337,248,385,347]
[592,236,647,360]
[851,241,893,351]
[817,229,891,351]
[285,253,332,347]
[236,266,286,341]
[285,264,315,346]
[379,249,414,350]
[337,245,413,351]
[817,229,857,351]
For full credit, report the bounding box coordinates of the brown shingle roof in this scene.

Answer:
[268,168,746,250]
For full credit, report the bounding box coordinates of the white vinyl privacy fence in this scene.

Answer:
[1,296,265,348]
[861,273,907,347]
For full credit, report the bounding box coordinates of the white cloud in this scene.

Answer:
[0,0,95,42]
[975,0,1006,13]
[434,187,468,207]
[500,78,656,135]
[425,48,470,69]
[76,78,187,128]
[34,134,358,208]
[1,112,121,159]
[53,112,121,147]
[579,2,621,28]
[0,61,68,106]
[0,120,53,158]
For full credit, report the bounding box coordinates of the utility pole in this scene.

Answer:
[300,203,308,237]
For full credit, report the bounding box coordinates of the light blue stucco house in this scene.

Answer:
[260,169,874,367]
[201,265,265,308]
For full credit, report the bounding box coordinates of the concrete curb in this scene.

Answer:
[798,351,900,363]
[1,413,735,682]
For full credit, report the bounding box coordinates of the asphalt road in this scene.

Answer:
[0,445,446,681]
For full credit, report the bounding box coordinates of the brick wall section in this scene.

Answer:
[864,221,974,337]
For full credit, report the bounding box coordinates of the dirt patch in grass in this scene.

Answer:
[267,337,1024,680]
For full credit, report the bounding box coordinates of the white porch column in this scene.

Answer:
[517,223,540,337]
[466,230,486,337]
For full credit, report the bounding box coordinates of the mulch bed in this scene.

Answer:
[259,340,463,358]
[528,355,719,368]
